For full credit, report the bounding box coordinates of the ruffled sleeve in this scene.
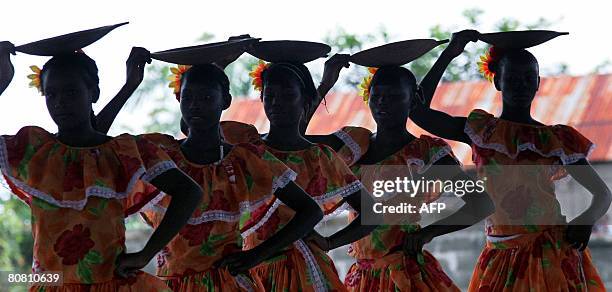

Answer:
[0,126,54,205]
[220,121,261,145]
[311,144,364,215]
[234,143,297,233]
[115,134,178,216]
[409,135,460,173]
[550,125,594,164]
[333,126,372,166]
[235,143,297,206]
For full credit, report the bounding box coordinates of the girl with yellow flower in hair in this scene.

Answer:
[0,35,204,291]
[215,41,381,291]
[410,30,610,291]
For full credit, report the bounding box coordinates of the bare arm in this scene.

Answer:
[403,156,495,254]
[564,159,612,250]
[300,54,350,134]
[115,169,203,277]
[213,34,254,69]
[410,30,479,145]
[216,181,323,275]
[411,106,471,144]
[96,47,151,134]
[0,41,16,96]
[309,187,382,251]
[418,30,479,107]
[305,134,344,151]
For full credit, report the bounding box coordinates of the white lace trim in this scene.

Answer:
[241,198,282,238]
[0,136,161,210]
[144,168,297,226]
[404,145,456,175]
[234,274,256,292]
[315,201,353,229]
[141,160,178,182]
[464,122,596,165]
[294,239,327,292]
[334,130,363,165]
[313,180,363,205]
[241,180,364,238]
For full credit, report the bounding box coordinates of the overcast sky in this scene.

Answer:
[1,0,610,135]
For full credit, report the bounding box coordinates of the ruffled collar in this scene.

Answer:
[464,109,595,165]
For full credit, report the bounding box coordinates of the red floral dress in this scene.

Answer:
[464,109,605,292]
[138,133,297,292]
[340,132,461,292]
[222,121,363,292]
[0,126,177,291]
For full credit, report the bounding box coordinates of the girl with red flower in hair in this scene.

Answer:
[313,31,494,292]
[0,40,203,291]
[410,30,611,291]
[217,47,381,290]
[97,40,324,291]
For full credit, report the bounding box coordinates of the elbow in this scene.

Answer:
[310,204,324,225]
[177,183,204,205]
[306,201,324,227]
[190,185,205,203]
[293,198,323,228]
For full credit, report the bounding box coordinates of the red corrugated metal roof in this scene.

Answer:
[221,74,612,164]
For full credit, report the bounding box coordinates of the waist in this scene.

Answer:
[485,225,568,249]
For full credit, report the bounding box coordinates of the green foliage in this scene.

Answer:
[0,194,33,274]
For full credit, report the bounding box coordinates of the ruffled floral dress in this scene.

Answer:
[138,133,297,292]
[464,109,604,292]
[0,126,177,291]
[334,127,461,292]
[222,121,363,292]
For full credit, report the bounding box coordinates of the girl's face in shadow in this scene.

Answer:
[262,72,305,128]
[180,78,226,132]
[42,68,93,130]
[496,60,540,107]
[369,81,414,129]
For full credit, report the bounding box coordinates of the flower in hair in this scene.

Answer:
[478,46,501,83]
[358,67,378,104]
[249,60,270,92]
[168,65,192,101]
[27,65,43,95]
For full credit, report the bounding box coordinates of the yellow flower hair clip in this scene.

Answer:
[168,64,192,101]
[27,65,43,95]
[359,67,378,104]
[249,60,270,92]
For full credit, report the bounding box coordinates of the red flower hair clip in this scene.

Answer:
[249,60,270,92]
[478,46,502,83]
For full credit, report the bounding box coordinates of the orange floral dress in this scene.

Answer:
[464,109,605,292]
[336,128,461,292]
[138,133,297,292]
[0,126,177,292]
[222,121,363,292]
